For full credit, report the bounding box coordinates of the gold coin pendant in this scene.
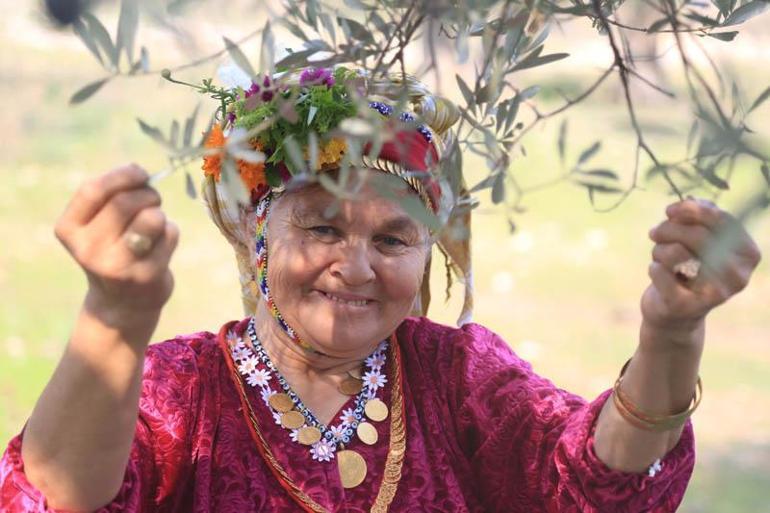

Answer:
[356,421,378,445]
[280,410,305,429]
[347,367,363,379]
[337,449,367,488]
[364,398,389,422]
[297,426,322,445]
[269,393,295,413]
[339,377,363,396]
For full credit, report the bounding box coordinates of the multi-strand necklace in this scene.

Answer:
[221,318,407,512]
[229,317,392,488]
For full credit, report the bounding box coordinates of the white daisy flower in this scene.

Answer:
[365,352,387,370]
[260,388,276,404]
[310,439,336,462]
[246,368,272,388]
[648,459,663,477]
[238,355,260,375]
[289,429,300,442]
[339,408,357,425]
[272,410,283,426]
[363,369,387,390]
[328,424,346,441]
[231,345,252,362]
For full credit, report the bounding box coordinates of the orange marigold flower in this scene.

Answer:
[237,160,267,192]
[202,124,225,181]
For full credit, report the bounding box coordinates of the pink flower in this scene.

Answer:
[244,75,275,103]
[299,67,335,88]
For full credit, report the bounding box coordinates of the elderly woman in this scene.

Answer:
[0,67,762,512]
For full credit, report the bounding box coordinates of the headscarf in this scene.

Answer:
[201,67,474,350]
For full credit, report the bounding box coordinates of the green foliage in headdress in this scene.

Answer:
[232,67,358,171]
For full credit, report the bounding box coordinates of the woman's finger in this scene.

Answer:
[87,187,162,243]
[129,221,180,283]
[649,220,711,257]
[651,242,697,274]
[61,164,149,227]
[120,207,168,259]
[647,261,694,309]
[665,198,728,231]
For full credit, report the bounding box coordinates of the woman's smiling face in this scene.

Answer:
[264,180,430,357]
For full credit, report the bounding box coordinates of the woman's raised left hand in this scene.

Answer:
[642,197,762,342]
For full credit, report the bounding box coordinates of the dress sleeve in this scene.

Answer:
[445,323,695,513]
[0,336,209,513]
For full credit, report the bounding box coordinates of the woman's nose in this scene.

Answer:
[329,240,376,286]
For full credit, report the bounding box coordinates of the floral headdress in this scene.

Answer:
[197,64,472,350]
[201,66,445,212]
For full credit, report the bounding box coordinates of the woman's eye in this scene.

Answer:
[309,226,337,236]
[379,235,406,247]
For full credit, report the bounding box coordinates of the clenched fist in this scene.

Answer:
[54,164,179,327]
[642,197,762,341]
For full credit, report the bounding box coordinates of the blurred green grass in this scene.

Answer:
[1,6,770,511]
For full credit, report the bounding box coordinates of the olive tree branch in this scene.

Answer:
[511,64,615,147]
[591,0,684,201]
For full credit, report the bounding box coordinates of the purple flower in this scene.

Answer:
[244,82,261,98]
[226,112,236,125]
[299,67,335,88]
[243,74,276,105]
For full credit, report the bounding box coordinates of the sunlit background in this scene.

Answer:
[1,1,768,510]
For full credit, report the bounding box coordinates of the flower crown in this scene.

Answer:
[200,65,441,209]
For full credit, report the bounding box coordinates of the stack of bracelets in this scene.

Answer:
[611,358,703,432]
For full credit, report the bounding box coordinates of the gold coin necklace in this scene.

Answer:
[233,318,390,488]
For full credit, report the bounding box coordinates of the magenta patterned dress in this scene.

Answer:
[0,317,695,512]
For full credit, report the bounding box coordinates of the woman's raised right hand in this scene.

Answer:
[54,164,179,328]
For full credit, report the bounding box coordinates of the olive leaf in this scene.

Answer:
[260,21,275,75]
[70,78,110,105]
[82,12,118,68]
[748,87,770,113]
[185,171,197,199]
[116,0,139,67]
[577,141,601,166]
[224,37,255,79]
[722,1,770,26]
[558,119,568,165]
[72,18,104,66]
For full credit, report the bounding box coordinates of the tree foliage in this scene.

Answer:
[64,0,770,229]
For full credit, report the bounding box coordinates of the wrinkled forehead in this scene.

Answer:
[273,179,429,236]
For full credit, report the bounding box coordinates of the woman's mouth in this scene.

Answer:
[317,290,374,308]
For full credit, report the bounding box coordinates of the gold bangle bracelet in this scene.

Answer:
[611,358,702,432]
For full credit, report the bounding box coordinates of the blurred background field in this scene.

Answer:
[1,2,769,511]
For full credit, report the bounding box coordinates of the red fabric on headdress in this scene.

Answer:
[365,128,441,211]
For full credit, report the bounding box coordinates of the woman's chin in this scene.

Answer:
[299,321,378,353]
[296,314,387,355]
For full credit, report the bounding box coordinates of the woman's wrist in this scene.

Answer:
[81,291,161,350]
[638,317,706,354]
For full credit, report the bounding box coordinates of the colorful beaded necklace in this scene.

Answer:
[253,194,319,351]
[229,317,389,463]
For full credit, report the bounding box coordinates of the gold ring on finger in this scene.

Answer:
[124,231,154,257]
[673,257,701,281]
